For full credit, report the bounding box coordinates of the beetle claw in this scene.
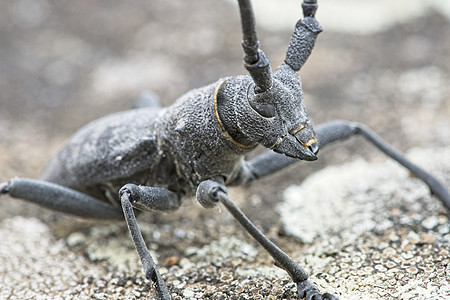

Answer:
[146,267,170,300]
[297,280,338,300]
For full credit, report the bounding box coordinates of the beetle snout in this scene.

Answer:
[271,121,319,161]
[290,121,319,156]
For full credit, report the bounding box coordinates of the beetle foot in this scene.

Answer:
[145,267,170,300]
[297,280,338,300]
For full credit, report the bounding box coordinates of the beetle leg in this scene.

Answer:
[119,187,171,300]
[317,120,450,209]
[1,178,123,219]
[119,184,181,212]
[236,120,450,210]
[196,179,339,299]
[297,280,338,300]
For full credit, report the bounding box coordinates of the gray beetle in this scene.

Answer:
[2,0,449,299]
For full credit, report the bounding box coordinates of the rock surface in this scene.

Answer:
[280,147,450,299]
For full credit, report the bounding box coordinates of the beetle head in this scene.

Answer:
[246,64,318,161]
[231,0,320,160]
[214,65,318,161]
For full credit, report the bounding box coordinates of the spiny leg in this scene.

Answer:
[196,179,339,300]
[119,184,181,300]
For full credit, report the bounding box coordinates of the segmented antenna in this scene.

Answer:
[284,0,322,71]
[302,0,318,17]
[237,0,272,93]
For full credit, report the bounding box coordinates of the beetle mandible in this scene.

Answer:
[2,0,449,299]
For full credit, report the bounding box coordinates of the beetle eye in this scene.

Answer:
[246,83,276,118]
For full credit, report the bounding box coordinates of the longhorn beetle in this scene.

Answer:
[2,0,449,299]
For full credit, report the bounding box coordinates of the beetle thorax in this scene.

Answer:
[158,80,254,190]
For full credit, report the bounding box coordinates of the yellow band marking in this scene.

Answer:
[302,137,318,148]
[213,80,256,149]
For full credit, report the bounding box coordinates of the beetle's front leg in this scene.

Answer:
[196,180,338,300]
[119,184,181,300]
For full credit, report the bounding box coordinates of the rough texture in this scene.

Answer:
[285,17,322,72]
[280,147,450,299]
[2,148,448,299]
[1,0,449,299]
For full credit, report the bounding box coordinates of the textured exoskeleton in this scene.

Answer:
[2,1,449,299]
[41,64,317,204]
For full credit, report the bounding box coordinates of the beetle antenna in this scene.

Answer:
[237,0,272,93]
[284,0,322,71]
[302,0,318,17]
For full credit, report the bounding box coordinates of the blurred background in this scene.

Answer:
[0,0,449,298]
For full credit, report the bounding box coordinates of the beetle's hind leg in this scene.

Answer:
[118,184,182,300]
[1,178,123,219]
